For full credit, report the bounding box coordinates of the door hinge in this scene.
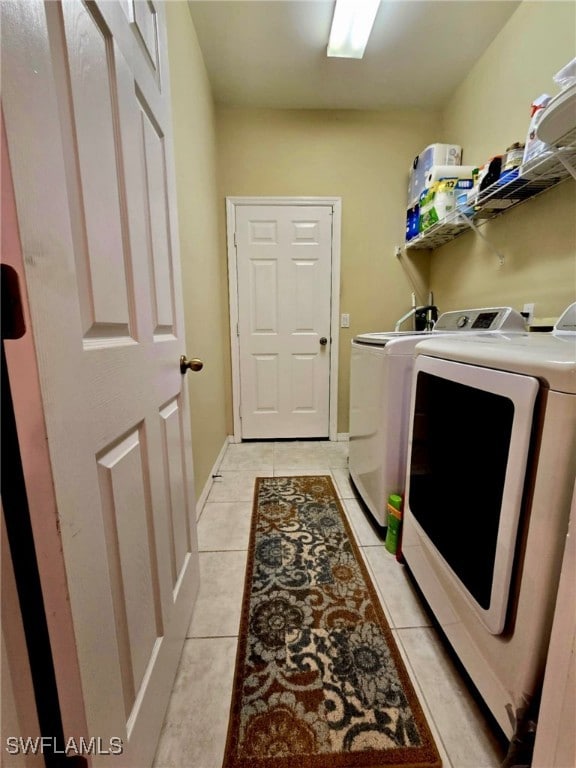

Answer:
[236,323,240,337]
[1,264,26,340]
[234,231,237,247]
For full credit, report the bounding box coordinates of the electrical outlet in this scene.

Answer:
[522,303,535,324]
[341,313,350,328]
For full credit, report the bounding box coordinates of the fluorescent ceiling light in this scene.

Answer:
[327,0,381,59]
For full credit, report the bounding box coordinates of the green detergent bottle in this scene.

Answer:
[384,494,403,555]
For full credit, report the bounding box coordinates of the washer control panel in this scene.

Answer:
[354,307,528,346]
[434,307,526,333]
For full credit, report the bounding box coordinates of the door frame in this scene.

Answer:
[226,196,341,443]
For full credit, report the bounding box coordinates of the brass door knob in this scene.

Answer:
[180,355,203,374]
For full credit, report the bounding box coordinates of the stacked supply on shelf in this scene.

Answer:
[407,143,462,207]
[418,167,476,232]
[405,143,462,241]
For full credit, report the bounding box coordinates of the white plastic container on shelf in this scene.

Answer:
[553,57,576,90]
[537,82,576,148]
[407,144,462,208]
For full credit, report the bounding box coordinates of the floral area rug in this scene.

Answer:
[222,476,442,768]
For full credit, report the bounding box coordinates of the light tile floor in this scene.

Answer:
[153,440,508,768]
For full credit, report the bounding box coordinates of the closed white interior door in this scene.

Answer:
[2,2,199,766]
[235,204,333,439]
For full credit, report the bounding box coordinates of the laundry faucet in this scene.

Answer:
[394,305,438,332]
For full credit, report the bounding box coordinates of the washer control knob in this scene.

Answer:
[457,315,469,328]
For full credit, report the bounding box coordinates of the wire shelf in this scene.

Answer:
[405,144,576,251]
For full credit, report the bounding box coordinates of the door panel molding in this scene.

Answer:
[226,196,341,442]
[2,2,199,765]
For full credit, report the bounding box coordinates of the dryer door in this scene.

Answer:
[404,355,539,635]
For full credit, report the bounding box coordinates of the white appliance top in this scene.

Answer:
[353,307,527,350]
[552,301,576,336]
[413,303,576,394]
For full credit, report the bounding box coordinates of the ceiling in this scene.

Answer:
[187,0,522,111]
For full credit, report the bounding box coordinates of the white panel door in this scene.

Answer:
[235,205,333,439]
[2,2,199,766]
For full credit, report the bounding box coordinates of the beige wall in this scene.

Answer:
[166,3,231,498]
[167,0,575,458]
[216,108,441,432]
[433,0,576,320]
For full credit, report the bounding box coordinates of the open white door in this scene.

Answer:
[2,2,200,766]
[229,200,341,440]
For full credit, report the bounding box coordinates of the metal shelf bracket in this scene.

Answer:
[459,212,506,268]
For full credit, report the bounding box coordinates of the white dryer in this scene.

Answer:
[348,307,527,527]
[402,302,576,741]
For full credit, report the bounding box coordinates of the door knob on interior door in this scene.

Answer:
[319,337,328,346]
[180,355,204,373]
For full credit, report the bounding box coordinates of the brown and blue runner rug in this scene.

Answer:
[222,476,441,768]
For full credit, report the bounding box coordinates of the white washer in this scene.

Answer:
[348,307,527,526]
[402,303,576,741]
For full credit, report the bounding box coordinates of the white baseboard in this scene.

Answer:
[196,435,231,520]
[336,433,349,442]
